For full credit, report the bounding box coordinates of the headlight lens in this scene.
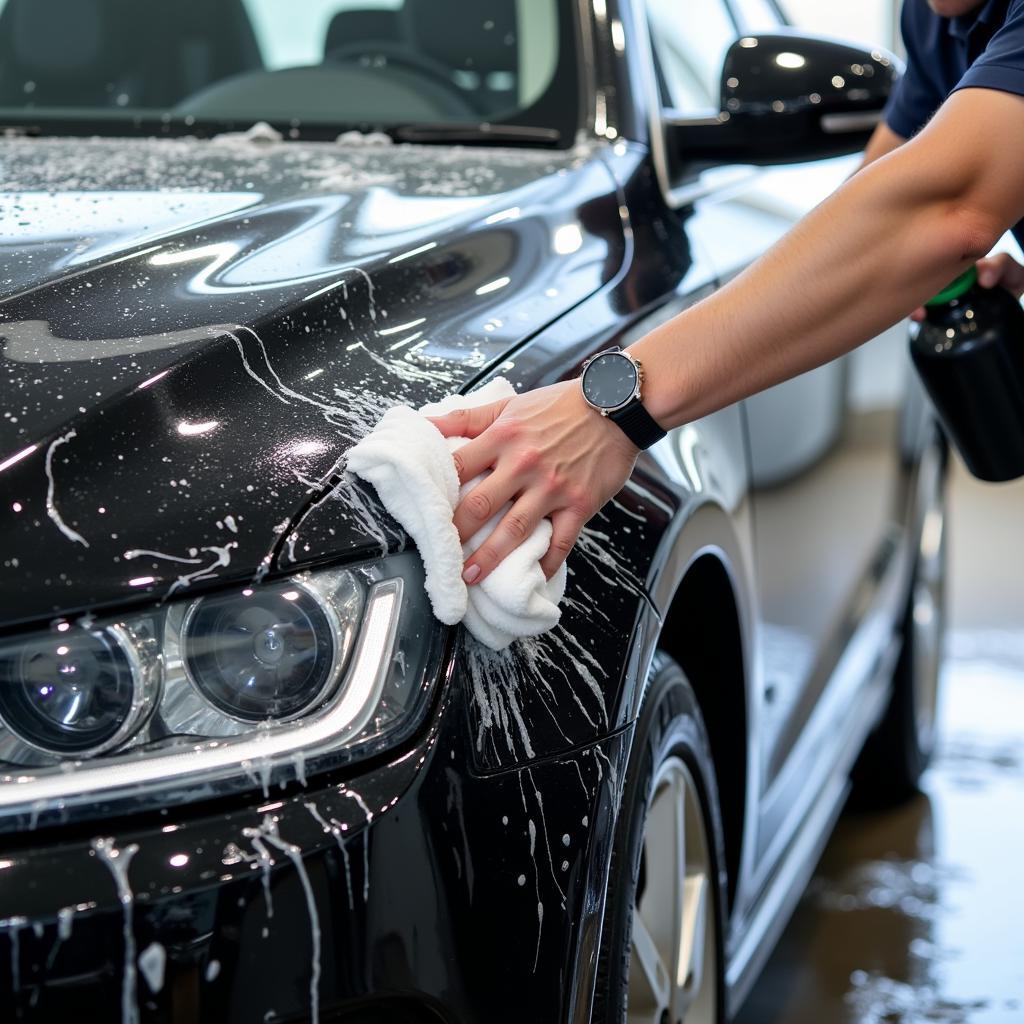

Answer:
[0,552,440,826]
[169,571,362,728]
[0,624,158,757]
[182,582,341,722]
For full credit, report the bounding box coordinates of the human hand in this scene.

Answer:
[910,252,1024,322]
[426,380,639,585]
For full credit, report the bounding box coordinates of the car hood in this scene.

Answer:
[0,135,625,628]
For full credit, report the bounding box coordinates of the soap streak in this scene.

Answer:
[561,757,591,804]
[576,526,644,594]
[47,906,77,971]
[516,778,545,972]
[252,819,322,1024]
[340,788,373,901]
[123,538,238,599]
[464,624,608,764]
[5,916,26,994]
[303,802,354,910]
[92,837,140,1024]
[244,827,275,919]
[524,768,567,907]
[44,429,89,547]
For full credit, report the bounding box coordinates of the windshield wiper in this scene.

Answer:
[392,123,561,146]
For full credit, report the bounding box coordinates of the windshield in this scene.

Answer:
[0,0,578,143]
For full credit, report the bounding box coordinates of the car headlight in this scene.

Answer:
[0,622,159,758]
[166,570,363,730]
[0,552,441,826]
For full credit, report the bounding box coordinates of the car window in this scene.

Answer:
[242,0,556,106]
[0,0,572,140]
[243,0,401,70]
[645,0,738,113]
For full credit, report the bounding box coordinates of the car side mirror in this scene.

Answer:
[665,30,901,176]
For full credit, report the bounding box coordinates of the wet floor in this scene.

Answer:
[738,462,1024,1024]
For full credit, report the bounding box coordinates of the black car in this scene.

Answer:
[0,1,944,1021]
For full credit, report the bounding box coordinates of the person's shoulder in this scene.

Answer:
[987,0,1024,38]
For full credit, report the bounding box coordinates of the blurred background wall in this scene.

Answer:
[782,0,900,51]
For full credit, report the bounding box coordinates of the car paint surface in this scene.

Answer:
[0,135,624,627]
[0,628,636,1022]
[0,131,670,1020]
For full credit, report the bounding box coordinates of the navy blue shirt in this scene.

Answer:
[885,0,1024,245]
[886,0,1024,139]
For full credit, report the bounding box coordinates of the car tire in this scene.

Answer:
[592,654,727,1024]
[851,436,947,807]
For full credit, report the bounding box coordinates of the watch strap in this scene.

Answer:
[609,399,667,450]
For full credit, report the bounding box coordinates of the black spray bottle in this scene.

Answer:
[910,264,1024,481]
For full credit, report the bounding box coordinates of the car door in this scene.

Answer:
[723,0,909,872]
[642,0,908,885]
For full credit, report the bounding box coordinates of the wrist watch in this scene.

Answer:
[580,347,667,450]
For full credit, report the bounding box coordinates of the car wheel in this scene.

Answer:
[852,435,947,805]
[592,654,727,1024]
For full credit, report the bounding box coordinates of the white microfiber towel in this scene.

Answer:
[347,378,567,650]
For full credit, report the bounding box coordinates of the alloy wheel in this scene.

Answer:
[627,756,717,1024]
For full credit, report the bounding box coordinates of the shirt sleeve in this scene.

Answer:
[885,0,945,139]
[955,0,1024,99]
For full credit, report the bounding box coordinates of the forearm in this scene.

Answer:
[856,120,907,172]
[435,90,1024,588]
[629,92,1014,429]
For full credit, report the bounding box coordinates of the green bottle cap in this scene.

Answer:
[925,265,978,307]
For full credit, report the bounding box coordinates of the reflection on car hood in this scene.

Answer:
[0,136,625,627]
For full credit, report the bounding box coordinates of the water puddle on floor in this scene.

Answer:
[738,631,1024,1024]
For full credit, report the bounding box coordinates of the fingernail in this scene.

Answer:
[463,564,481,584]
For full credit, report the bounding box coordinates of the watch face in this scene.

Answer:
[582,353,638,410]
